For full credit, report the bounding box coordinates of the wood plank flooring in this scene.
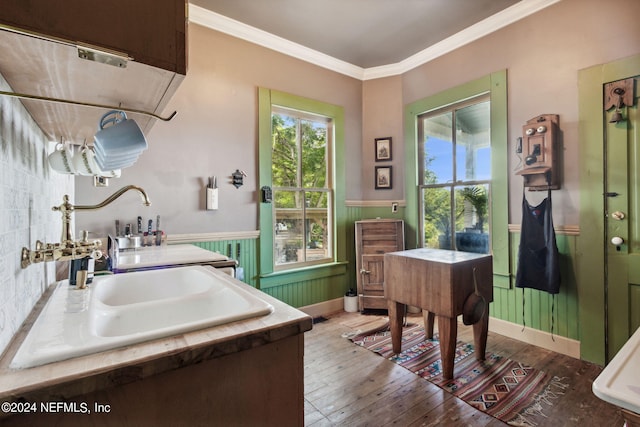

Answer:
[303,311,624,426]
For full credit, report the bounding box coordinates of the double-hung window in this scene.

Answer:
[418,96,491,254]
[259,88,345,278]
[271,107,333,268]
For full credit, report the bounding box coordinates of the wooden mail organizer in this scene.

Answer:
[384,248,493,379]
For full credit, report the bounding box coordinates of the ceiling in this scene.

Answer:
[189,0,559,79]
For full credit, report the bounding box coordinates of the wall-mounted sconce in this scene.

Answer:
[604,78,635,124]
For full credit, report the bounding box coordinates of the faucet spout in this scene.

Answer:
[74,185,152,211]
[21,185,152,269]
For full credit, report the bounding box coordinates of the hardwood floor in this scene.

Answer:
[303,311,624,426]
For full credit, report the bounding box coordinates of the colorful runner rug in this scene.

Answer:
[350,324,568,426]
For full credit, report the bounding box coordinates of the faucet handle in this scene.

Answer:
[75,270,88,289]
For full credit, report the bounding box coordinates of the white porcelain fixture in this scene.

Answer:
[114,244,229,271]
[10,266,273,369]
[593,325,640,414]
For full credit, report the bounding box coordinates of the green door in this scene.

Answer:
[605,75,640,360]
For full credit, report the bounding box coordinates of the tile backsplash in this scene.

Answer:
[0,73,73,356]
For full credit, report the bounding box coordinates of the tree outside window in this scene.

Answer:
[419,97,491,254]
[271,108,333,268]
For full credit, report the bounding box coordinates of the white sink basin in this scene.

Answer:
[593,325,640,414]
[11,266,273,369]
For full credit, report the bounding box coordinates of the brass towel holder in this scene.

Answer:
[0,90,177,122]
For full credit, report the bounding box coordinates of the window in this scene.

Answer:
[418,96,491,253]
[258,88,345,277]
[271,107,333,268]
[405,71,509,287]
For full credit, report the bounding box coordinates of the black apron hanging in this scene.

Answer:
[516,187,561,294]
[516,186,561,336]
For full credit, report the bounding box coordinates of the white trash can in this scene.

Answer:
[344,289,358,312]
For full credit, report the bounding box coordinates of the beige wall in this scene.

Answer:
[76,24,363,236]
[400,0,640,225]
[362,76,404,201]
[74,0,640,236]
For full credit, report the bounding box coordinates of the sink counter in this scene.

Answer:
[0,275,312,425]
[593,325,640,423]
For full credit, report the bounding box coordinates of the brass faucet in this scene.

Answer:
[21,185,151,269]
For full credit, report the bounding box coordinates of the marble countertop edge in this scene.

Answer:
[0,279,312,403]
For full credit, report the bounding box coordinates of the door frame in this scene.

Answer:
[578,54,640,365]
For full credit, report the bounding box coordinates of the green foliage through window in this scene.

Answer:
[272,108,332,267]
[419,97,491,254]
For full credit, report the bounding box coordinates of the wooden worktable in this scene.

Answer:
[384,248,493,379]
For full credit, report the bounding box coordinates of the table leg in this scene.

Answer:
[423,310,435,339]
[437,315,457,380]
[472,307,489,361]
[388,301,404,354]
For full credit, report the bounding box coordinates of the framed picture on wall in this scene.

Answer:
[375,166,392,189]
[375,137,392,161]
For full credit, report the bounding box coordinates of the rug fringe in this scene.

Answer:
[507,376,569,426]
[351,324,571,426]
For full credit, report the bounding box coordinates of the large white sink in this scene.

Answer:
[593,325,640,414]
[11,266,273,369]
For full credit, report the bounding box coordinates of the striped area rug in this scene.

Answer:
[351,324,568,426]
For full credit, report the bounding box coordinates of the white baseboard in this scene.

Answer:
[300,298,344,318]
[299,301,582,359]
[489,317,581,359]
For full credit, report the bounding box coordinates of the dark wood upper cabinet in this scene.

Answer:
[0,0,187,75]
[0,0,188,142]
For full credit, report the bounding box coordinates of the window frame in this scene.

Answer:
[417,95,492,252]
[258,88,346,279]
[404,71,510,288]
[270,106,334,270]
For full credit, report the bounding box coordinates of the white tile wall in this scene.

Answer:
[0,74,74,355]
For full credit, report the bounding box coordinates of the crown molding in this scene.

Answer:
[189,0,561,81]
[189,4,365,80]
[364,0,563,80]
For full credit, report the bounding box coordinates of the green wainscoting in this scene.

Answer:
[191,239,259,288]
[193,236,352,308]
[189,221,580,345]
[491,232,579,341]
[260,262,349,306]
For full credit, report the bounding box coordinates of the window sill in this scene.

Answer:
[259,261,348,289]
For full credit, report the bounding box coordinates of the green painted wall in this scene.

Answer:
[192,239,259,287]
[188,213,579,347]
[492,232,579,340]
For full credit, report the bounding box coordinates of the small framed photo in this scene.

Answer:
[375,166,392,189]
[375,137,392,161]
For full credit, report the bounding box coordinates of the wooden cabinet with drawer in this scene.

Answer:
[355,219,404,311]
